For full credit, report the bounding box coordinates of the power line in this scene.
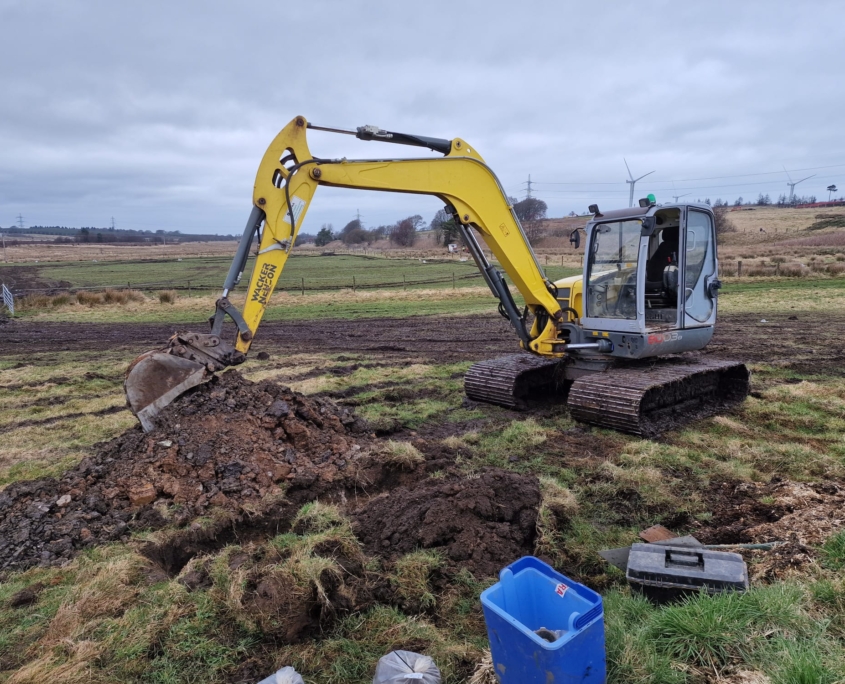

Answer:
[533,162,845,186]
[16,214,24,229]
[662,163,845,183]
[534,173,841,194]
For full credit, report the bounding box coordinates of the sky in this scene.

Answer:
[2,0,844,235]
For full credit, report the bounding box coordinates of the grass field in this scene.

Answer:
[2,246,845,682]
[2,253,581,295]
[2,307,845,681]
[8,267,845,325]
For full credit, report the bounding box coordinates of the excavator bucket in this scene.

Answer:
[124,351,209,432]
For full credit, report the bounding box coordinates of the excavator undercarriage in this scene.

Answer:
[464,354,750,437]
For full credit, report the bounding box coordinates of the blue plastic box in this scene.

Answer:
[480,556,606,684]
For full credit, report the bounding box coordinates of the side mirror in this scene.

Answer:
[569,229,581,249]
[706,276,722,298]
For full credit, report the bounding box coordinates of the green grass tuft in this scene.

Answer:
[381,440,426,469]
[391,549,443,611]
[821,530,845,570]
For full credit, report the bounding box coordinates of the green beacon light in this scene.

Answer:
[647,193,656,204]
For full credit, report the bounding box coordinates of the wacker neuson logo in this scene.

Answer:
[251,263,278,305]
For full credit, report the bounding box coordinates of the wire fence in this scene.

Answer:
[10,271,487,296]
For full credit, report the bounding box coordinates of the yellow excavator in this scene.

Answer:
[125,116,749,436]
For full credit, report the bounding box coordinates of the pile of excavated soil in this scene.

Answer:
[352,470,540,577]
[0,371,379,572]
[1,371,542,579]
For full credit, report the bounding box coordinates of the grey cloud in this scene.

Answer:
[2,0,844,232]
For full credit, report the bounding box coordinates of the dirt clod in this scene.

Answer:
[352,469,541,577]
[8,582,44,608]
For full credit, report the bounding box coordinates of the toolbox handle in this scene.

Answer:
[664,549,705,569]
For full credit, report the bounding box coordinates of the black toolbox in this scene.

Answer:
[626,543,749,603]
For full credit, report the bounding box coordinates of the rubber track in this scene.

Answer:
[464,354,562,409]
[567,358,750,437]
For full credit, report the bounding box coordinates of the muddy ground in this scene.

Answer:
[0,265,71,292]
[3,308,844,675]
[2,312,844,376]
[0,371,540,577]
[2,310,842,575]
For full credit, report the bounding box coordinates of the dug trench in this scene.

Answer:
[0,371,542,643]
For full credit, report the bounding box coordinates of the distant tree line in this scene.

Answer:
[289,186,845,252]
[315,214,426,248]
[701,194,831,208]
[314,197,551,250]
[2,225,239,243]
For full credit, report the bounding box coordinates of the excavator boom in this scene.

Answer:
[125,116,572,429]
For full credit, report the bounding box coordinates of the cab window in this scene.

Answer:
[684,210,716,323]
[586,220,641,320]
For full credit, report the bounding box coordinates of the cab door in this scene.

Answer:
[682,209,718,327]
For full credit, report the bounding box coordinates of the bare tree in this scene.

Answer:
[430,208,448,244]
[391,217,417,246]
[430,208,460,245]
[513,197,547,242]
[713,206,736,235]
[340,218,370,244]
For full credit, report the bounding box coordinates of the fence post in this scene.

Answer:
[452,272,456,290]
[301,277,305,296]
[403,275,407,291]
[775,262,780,276]
[1,284,13,316]
[353,275,356,293]
[738,260,742,277]
[188,280,191,296]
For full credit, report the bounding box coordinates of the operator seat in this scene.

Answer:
[645,226,679,306]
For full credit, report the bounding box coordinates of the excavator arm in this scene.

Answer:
[125,116,569,431]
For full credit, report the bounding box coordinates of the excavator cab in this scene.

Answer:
[527,200,748,435]
[558,201,722,360]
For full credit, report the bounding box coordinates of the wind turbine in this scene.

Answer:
[672,192,691,203]
[625,159,655,208]
[784,166,815,203]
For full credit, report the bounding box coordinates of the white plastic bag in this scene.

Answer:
[257,665,305,684]
[373,650,441,684]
